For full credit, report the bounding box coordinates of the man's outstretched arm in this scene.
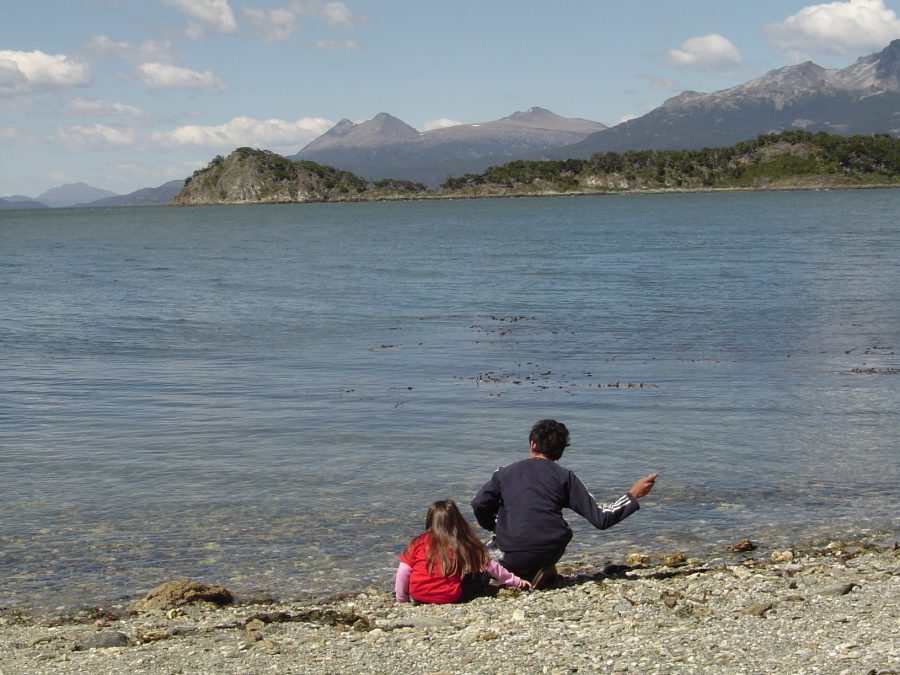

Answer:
[568,472,660,530]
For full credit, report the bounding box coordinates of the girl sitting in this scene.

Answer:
[395,499,531,603]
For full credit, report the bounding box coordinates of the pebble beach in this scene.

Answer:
[1,536,896,675]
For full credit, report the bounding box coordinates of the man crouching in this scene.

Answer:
[471,419,659,588]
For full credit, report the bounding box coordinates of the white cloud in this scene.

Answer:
[292,1,354,27]
[242,6,299,42]
[0,50,91,96]
[668,34,743,70]
[152,115,334,151]
[135,62,227,92]
[162,0,238,35]
[423,118,461,131]
[0,60,27,94]
[0,126,36,143]
[183,22,208,39]
[68,97,148,117]
[236,2,357,45]
[54,123,137,151]
[83,35,178,64]
[315,40,361,51]
[766,0,900,59]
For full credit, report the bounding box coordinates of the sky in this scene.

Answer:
[2,0,900,198]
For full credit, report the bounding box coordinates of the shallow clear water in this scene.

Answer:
[1,190,898,610]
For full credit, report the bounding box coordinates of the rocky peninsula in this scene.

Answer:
[2,535,896,674]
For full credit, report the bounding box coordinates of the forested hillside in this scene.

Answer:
[441,132,900,194]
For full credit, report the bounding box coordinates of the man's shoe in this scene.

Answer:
[531,565,558,590]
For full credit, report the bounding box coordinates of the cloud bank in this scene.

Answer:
[0,126,37,143]
[242,7,299,42]
[766,0,900,59]
[54,123,137,151]
[67,97,148,117]
[0,50,91,96]
[240,1,358,42]
[135,63,227,92]
[152,116,334,151]
[162,0,238,35]
[50,116,333,154]
[83,35,178,64]
[315,40,361,51]
[292,1,355,27]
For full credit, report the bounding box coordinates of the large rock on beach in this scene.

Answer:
[79,630,131,650]
[129,579,233,612]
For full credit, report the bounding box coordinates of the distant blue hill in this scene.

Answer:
[0,196,48,210]
[36,182,119,208]
[84,180,185,207]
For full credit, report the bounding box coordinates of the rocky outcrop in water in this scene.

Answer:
[129,578,233,612]
[172,148,371,205]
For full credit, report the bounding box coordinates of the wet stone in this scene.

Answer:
[80,630,130,650]
[816,581,860,596]
[742,602,775,617]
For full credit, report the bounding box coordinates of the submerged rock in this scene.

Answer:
[724,539,757,552]
[661,553,687,567]
[626,553,651,566]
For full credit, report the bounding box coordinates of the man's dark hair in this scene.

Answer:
[529,419,570,460]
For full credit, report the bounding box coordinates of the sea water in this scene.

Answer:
[1,190,898,611]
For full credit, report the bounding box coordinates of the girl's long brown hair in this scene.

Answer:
[404,499,489,577]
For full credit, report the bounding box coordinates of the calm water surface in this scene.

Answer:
[1,190,898,611]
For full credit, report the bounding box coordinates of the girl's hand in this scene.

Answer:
[517,579,532,590]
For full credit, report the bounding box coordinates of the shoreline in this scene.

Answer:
[2,533,897,674]
[5,522,896,619]
[167,180,900,207]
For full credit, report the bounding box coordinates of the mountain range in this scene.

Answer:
[290,107,606,186]
[0,180,183,210]
[554,39,900,158]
